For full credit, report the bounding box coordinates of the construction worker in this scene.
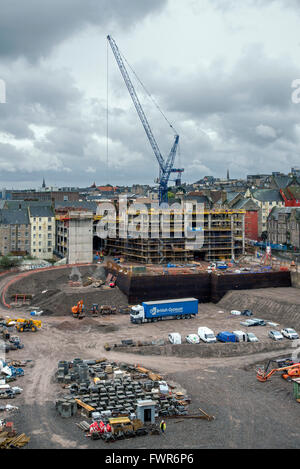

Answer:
[160,420,166,434]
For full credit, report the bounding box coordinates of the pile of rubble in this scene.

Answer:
[55,358,191,442]
[68,277,105,288]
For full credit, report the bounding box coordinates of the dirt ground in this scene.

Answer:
[1,271,300,449]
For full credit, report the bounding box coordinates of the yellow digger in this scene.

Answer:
[15,318,42,332]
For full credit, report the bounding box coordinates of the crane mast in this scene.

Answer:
[107,35,183,204]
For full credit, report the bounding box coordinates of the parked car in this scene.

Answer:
[268,330,284,341]
[253,319,267,326]
[231,310,242,316]
[280,328,299,340]
[240,318,266,327]
[246,332,259,342]
[197,327,217,343]
[185,334,200,344]
[168,333,182,345]
[216,331,237,343]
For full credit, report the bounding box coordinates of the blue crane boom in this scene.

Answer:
[107,35,183,204]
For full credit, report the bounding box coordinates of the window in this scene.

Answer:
[48,217,52,222]
[39,218,41,222]
[48,226,52,231]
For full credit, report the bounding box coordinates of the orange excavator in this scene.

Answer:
[72,300,85,319]
[257,361,300,382]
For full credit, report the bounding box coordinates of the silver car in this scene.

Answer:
[268,330,284,341]
[185,334,200,344]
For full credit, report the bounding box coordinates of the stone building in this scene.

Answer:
[267,207,300,248]
[28,206,55,259]
[0,209,31,255]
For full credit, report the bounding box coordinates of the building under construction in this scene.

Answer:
[54,201,245,265]
[104,204,245,264]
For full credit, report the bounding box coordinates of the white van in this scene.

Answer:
[197,327,216,343]
[232,330,247,342]
[168,333,182,344]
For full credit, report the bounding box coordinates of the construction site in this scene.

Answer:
[0,251,299,449]
[0,29,299,452]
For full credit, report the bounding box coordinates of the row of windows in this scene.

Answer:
[32,226,52,231]
[2,240,30,249]
[33,234,53,239]
[33,217,53,222]
[33,241,53,247]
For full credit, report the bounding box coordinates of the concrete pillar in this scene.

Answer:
[231,214,234,259]
[242,213,245,255]
[67,211,93,264]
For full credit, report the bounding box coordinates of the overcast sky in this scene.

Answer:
[0,0,300,189]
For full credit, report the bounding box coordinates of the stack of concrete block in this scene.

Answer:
[55,358,191,421]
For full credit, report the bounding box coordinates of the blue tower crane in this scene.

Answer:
[107,35,184,204]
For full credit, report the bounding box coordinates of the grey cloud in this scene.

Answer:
[134,45,300,179]
[1,0,300,187]
[0,0,167,61]
[149,46,298,118]
[211,0,300,12]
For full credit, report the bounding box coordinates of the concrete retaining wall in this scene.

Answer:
[114,340,290,358]
[111,270,291,304]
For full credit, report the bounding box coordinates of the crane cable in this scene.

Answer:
[106,38,109,183]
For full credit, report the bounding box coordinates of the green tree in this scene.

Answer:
[0,256,21,269]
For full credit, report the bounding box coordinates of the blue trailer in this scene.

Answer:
[130,298,199,324]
